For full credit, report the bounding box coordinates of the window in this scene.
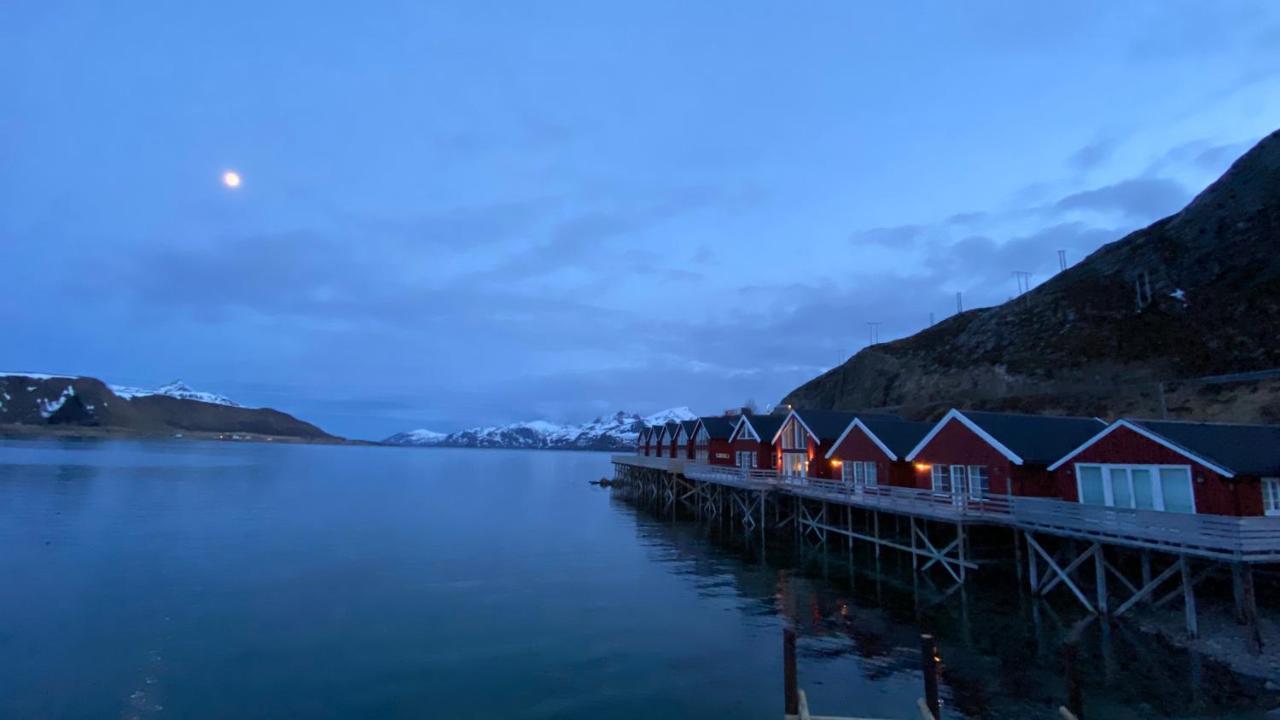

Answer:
[783,454,807,477]
[841,461,878,487]
[1078,466,1105,505]
[782,419,807,450]
[931,465,952,493]
[1075,464,1195,514]
[929,465,987,497]
[966,465,989,498]
[1263,478,1280,517]
[736,451,755,470]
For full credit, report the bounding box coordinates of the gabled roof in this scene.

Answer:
[773,409,902,444]
[826,418,932,461]
[696,416,735,440]
[737,414,785,443]
[638,426,651,441]
[664,421,680,443]
[906,409,1105,465]
[680,419,698,434]
[1048,418,1280,477]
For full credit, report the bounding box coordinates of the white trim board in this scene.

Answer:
[825,418,898,461]
[1047,419,1235,477]
[771,410,820,446]
[729,415,761,443]
[904,409,1025,465]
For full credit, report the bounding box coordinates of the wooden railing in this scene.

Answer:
[673,462,1280,561]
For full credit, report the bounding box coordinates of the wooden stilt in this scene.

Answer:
[1240,563,1263,655]
[1180,556,1198,639]
[1028,532,1040,592]
[1094,544,1109,616]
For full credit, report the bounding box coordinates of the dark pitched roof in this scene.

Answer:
[795,409,902,440]
[679,420,698,435]
[858,418,932,458]
[742,413,786,441]
[1129,419,1280,477]
[961,411,1106,465]
[698,416,735,439]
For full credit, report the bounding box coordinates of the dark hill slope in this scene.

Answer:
[783,129,1280,423]
[0,374,337,441]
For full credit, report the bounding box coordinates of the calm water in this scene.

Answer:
[0,440,1270,719]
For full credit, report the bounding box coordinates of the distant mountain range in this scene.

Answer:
[0,372,337,442]
[384,407,697,450]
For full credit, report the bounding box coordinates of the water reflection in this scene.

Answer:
[613,493,1271,719]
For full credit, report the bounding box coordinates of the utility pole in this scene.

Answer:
[955,291,963,314]
[866,322,882,346]
[1012,271,1032,296]
[928,312,935,327]
[1058,249,1067,272]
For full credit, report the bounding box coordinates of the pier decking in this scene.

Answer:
[611,454,1276,651]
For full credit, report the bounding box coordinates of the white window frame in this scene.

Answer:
[1074,463,1196,514]
[841,461,878,488]
[929,465,988,498]
[782,453,807,477]
[1262,477,1280,517]
[736,451,755,470]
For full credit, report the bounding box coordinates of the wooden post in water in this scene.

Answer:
[1063,641,1084,720]
[919,633,940,720]
[783,627,798,716]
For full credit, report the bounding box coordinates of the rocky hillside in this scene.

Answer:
[385,407,698,450]
[783,129,1280,423]
[0,373,337,441]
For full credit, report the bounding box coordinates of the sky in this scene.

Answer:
[4,2,1280,440]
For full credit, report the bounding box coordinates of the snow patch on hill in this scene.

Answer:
[111,380,241,407]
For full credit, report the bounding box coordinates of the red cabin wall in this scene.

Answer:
[909,420,1018,494]
[1050,425,1260,517]
[730,436,777,469]
[827,428,900,487]
[708,438,734,465]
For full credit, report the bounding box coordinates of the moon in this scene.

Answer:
[222,170,242,189]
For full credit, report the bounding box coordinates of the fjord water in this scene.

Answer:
[0,441,1269,719]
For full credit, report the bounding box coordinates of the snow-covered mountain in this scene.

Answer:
[110,380,241,407]
[384,407,698,450]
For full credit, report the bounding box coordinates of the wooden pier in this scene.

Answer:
[611,455,1276,652]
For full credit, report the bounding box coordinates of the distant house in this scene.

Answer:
[1048,419,1280,517]
[773,410,901,479]
[637,426,652,456]
[693,416,736,465]
[675,420,699,460]
[825,417,932,490]
[665,421,681,458]
[728,414,786,470]
[905,409,1105,500]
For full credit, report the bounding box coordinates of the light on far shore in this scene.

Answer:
[222,170,242,189]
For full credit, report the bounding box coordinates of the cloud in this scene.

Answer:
[1053,178,1189,220]
[850,224,925,248]
[1069,137,1118,171]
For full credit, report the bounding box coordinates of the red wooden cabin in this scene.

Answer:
[904,409,1105,500]
[1048,419,1280,517]
[825,417,932,489]
[693,416,736,465]
[772,410,902,479]
[637,426,652,456]
[675,420,699,459]
[728,414,786,470]
[664,421,681,458]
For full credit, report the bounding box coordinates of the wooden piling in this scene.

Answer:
[1062,641,1084,719]
[919,634,940,720]
[784,627,798,716]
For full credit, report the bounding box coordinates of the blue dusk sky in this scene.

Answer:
[4,2,1280,439]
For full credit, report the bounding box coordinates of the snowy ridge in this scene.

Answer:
[110,380,241,407]
[384,407,699,450]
